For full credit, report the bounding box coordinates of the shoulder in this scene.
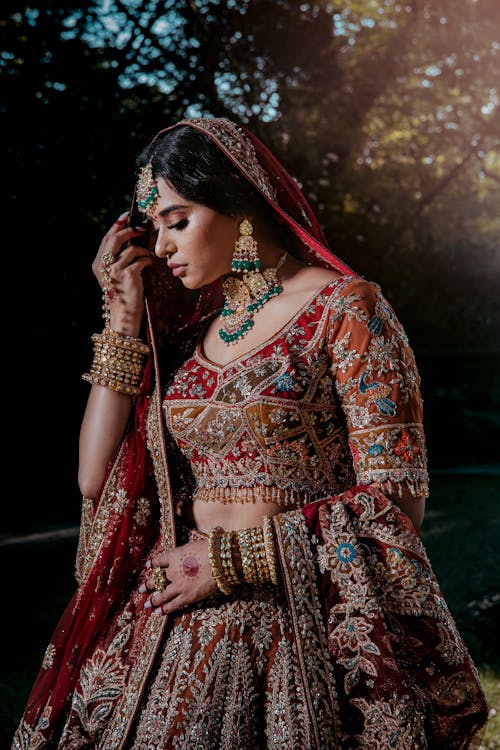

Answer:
[283,263,343,295]
[322,276,407,343]
[326,276,392,313]
[286,266,385,305]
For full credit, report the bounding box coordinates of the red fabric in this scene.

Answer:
[13,120,488,748]
[18,118,357,744]
[22,359,157,736]
[297,487,489,748]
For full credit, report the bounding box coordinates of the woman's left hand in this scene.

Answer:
[141,539,218,615]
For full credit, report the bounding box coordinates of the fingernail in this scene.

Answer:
[144,599,152,609]
[145,560,151,569]
[138,584,147,594]
[133,226,147,232]
[116,211,129,222]
[154,607,163,615]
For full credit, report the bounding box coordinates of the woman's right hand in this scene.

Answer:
[92,211,153,337]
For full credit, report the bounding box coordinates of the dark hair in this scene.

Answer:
[136,126,293,249]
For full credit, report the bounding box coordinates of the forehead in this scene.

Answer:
[155,177,190,206]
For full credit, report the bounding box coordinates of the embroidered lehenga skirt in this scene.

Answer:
[47,491,487,750]
[129,584,310,749]
[12,278,488,749]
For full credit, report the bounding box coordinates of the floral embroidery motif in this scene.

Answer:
[41,644,56,670]
[163,278,429,505]
[59,627,131,745]
[275,488,487,748]
[133,497,151,526]
[130,589,313,749]
[273,372,295,392]
[393,427,421,462]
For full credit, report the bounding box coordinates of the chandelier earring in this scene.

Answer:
[219,218,288,345]
[231,218,260,272]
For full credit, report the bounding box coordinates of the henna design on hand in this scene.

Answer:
[181,554,200,579]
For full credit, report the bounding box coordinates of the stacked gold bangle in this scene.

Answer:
[82,328,150,396]
[208,520,280,594]
[207,526,234,595]
[263,516,280,585]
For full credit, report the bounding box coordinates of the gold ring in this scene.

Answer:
[152,566,168,592]
[102,251,115,268]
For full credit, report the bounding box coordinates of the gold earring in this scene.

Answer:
[231,218,260,272]
[219,219,288,345]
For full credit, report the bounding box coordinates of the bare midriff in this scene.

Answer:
[180,486,308,534]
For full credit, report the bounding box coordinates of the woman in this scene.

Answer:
[12,117,488,749]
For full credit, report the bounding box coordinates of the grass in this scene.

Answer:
[420,472,500,748]
[1,471,499,746]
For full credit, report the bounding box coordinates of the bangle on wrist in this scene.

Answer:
[262,516,279,585]
[207,522,280,594]
[82,328,150,396]
[207,526,234,595]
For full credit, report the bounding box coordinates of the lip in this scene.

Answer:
[168,263,188,277]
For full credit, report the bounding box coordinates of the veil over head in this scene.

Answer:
[133,117,357,350]
[15,118,489,750]
[19,118,359,744]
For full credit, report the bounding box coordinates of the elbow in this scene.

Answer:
[78,468,104,500]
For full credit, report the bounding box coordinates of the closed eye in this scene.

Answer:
[167,218,188,230]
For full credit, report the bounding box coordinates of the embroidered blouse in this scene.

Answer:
[163,277,428,508]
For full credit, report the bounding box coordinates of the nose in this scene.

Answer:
[155,227,176,258]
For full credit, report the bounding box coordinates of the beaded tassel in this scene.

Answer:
[219,219,287,345]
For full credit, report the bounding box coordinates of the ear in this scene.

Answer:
[234,216,254,233]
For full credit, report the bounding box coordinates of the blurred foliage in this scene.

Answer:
[2,0,499,349]
[0,1,498,528]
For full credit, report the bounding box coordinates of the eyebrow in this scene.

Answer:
[158,204,188,218]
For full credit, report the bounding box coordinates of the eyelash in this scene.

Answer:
[167,218,188,231]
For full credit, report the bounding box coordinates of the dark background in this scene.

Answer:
[1,2,499,741]
[2,0,498,536]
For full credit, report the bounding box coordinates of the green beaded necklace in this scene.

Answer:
[219,251,288,344]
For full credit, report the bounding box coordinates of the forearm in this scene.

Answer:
[78,384,134,498]
[376,481,426,531]
[78,329,149,498]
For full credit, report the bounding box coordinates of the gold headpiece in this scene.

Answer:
[136,161,159,217]
[176,118,278,202]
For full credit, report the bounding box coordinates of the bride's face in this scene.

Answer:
[152,177,238,289]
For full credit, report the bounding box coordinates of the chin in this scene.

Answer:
[179,276,203,291]
[181,272,223,290]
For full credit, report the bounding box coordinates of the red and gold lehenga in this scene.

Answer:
[12,119,488,749]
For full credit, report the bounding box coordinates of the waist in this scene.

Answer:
[183,486,312,533]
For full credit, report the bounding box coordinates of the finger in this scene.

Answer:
[100,212,130,245]
[109,246,152,269]
[97,239,149,283]
[159,594,186,615]
[106,227,147,254]
[114,211,129,226]
[149,552,171,568]
[112,211,128,227]
[139,576,156,593]
[145,583,179,610]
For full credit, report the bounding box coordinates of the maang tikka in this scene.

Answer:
[136,161,159,218]
[219,219,288,344]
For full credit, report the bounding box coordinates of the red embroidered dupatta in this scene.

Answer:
[13,119,488,749]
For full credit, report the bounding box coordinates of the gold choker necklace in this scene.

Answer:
[219,251,288,344]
